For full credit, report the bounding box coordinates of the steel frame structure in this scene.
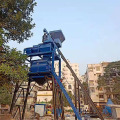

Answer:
[10,29,104,120]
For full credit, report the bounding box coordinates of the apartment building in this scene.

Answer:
[86,62,109,107]
[54,60,87,109]
[55,60,81,94]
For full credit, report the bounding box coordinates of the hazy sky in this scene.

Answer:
[8,0,120,75]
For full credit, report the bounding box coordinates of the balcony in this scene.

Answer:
[99,90,104,93]
[99,98,105,101]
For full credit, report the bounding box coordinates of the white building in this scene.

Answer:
[86,62,109,107]
[55,60,81,94]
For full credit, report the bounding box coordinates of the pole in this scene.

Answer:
[22,80,31,120]
[10,83,19,114]
[75,79,77,120]
[78,84,81,115]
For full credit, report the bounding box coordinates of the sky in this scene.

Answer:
[8,0,120,75]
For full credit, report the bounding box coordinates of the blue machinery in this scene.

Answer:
[23,29,81,120]
[10,29,104,120]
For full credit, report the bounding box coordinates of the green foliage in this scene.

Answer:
[82,82,88,90]
[0,84,12,105]
[0,48,29,105]
[62,91,74,107]
[0,0,36,105]
[98,61,120,104]
[0,0,36,43]
[0,48,28,83]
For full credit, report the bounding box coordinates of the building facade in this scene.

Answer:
[55,60,81,94]
[86,62,109,107]
[54,60,87,109]
[37,91,52,103]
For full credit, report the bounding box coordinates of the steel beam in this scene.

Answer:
[21,80,31,120]
[78,84,81,115]
[75,79,77,120]
[10,83,19,114]
[52,71,82,120]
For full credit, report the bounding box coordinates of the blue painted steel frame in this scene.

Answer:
[24,29,82,120]
[52,71,82,120]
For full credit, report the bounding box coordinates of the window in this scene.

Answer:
[96,66,100,71]
[62,68,65,71]
[68,85,72,89]
[75,69,77,72]
[103,67,106,70]
[96,73,101,77]
[89,68,93,72]
[107,95,111,99]
[90,87,95,92]
[99,95,104,98]
[89,80,94,86]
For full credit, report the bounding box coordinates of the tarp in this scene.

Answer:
[103,99,113,114]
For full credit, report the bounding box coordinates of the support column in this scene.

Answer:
[59,89,64,120]
[10,83,19,114]
[22,80,31,120]
[52,77,57,120]
[75,79,77,120]
[78,84,81,115]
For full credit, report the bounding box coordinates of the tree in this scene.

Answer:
[0,0,36,44]
[0,84,12,105]
[98,61,120,104]
[62,91,74,107]
[82,82,88,90]
[0,0,36,105]
[0,48,29,105]
[82,82,89,105]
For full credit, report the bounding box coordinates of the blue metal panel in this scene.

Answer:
[25,47,32,54]
[30,60,51,73]
[39,43,53,53]
[24,43,54,57]
[32,45,39,53]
